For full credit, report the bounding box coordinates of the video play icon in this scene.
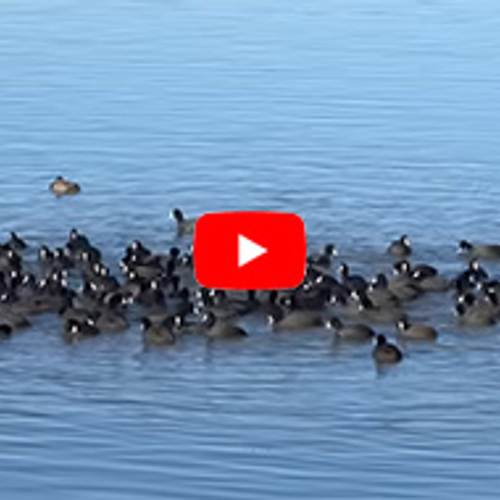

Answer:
[194,211,306,290]
[238,234,267,268]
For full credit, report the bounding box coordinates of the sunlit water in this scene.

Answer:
[1,1,500,498]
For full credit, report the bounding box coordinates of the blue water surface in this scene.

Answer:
[1,1,500,498]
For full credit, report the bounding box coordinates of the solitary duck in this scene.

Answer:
[170,208,197,236]
[49,176,81,196]
[372,334,403,364]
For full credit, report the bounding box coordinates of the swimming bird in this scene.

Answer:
[0,247,22,274]
[121,240,152,268]
[201,311,248,339]
[325,316,375,342]
[141,316,177,346]
[388,261,421,301]
[197,289,258,319]
[307,244,338,268]
[136,280,166,309]
[284,287,331,311]
[410,263,449,292]
[455,302,496,328]
[257,290,283,320]
[354,291,405,325]
[170,208,197,236]
[338,263,367,293]
[367,274,400,308]
[458,240,500,260]
[0,323,13,337]
[166,286,193,318]
[372,334,403,364]
[59,303,94,324]
[63,318,99,344]
[268,304,324,331]
[50,176,81,196]
[396,318,438,341]
[456,286,500,316]
[94,309,129,333]
[476,283,500,316]
[65,229,101,263]
[388,234,412,258]
[6,232,27,251]
[0,293,32,329]
[454,259,489,291]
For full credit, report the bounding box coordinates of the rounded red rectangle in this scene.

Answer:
[194,211,306,290]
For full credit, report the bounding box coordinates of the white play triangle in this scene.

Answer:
[238,234,267,268]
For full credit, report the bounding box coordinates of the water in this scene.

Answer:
[1,0,500,498]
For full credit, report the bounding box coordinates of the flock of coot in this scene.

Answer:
[3,195,500,364]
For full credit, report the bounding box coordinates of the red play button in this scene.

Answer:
[194,211,306,290]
